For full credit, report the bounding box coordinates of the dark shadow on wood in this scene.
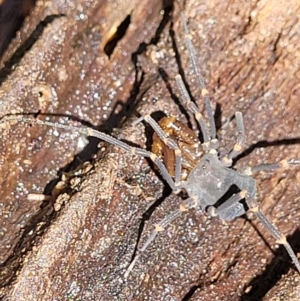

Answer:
[240,228,300,301]
[0,0,36,57]
[0,14,65,84]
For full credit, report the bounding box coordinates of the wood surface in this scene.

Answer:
[0,0,300,300]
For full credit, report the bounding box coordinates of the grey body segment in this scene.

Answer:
[184,153,256,219]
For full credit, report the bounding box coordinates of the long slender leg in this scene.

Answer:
[175,74,210,144]
[180,11,216,141]
[222,112,246,166]
[246,197,300,273]
[5,117,180,191]
[244,158,300,175]
[124,197,197,278]
[207,190,247,221]
[133,115,183,186]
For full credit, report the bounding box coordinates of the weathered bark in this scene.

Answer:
[0,0,300,300]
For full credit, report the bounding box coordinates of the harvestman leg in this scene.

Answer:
[3,116,194,277]
[250,158,300,174]
[243,158,300,272]
[206,108,299,269]
[178,12,221,151]
[9,117,178,191]
[211,184,300,273]
[180,11,216,141]
[175,74,210,144]
[124,197,197,278]
[132,115,183,186]
[207,190,248,221]
[218,111,300,272]
[246,196,300,273]
[221,111,246,166]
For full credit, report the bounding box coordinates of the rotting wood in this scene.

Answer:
[0,0,300,300]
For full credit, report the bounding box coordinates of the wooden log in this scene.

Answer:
[0,0,300,300]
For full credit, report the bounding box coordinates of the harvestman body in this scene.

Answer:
[3,10,300,277]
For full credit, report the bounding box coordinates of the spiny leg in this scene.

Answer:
[133,115,182,185]
[4,117,179,191]
[124,197,197,278]
[180,10,216,141]
[222,111,246,167]
[246,197,300,273]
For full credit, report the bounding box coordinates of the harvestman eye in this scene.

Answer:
[202,159,210,168]
[2,4,300,280]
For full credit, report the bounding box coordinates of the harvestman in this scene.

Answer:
[3,10,300,277]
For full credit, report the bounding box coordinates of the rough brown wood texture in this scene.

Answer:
[0,0,36,56]
[0,0,300,300]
